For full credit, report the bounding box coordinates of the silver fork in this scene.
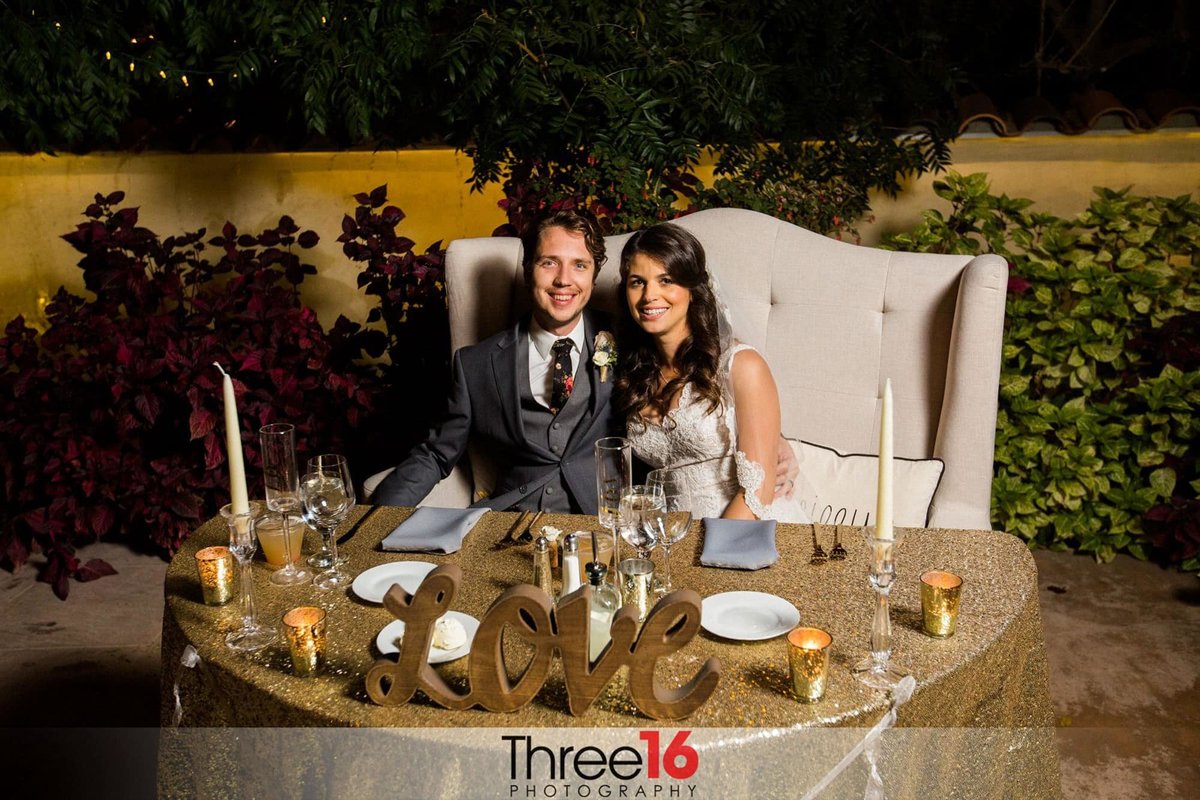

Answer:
[829,526,848,560]
[810,525,828,565]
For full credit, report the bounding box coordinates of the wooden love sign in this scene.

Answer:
[365,564,720,720]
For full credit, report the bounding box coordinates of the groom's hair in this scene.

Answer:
[520,208,607,281]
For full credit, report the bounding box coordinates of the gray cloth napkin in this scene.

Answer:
[380,507,488,554]
[699,517,779,570]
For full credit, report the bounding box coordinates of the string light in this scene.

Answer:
[159,69,167,79]
[105,51,111,60]
[207,77,214,87]
[181,75,189,86]
[129,62,135,72]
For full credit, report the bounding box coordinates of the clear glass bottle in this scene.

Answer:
[586,561,620,660]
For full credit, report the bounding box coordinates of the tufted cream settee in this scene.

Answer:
[364,208,1008,530]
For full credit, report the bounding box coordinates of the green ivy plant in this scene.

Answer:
[887,173,1200,570]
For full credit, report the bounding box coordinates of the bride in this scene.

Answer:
[613,223,810,523]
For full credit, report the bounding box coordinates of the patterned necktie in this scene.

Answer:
[550,338,574,414]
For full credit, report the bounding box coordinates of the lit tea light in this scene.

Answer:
[787,626,833,703]
[921,570,964,638]
[283,606,327,677]
[194,546,234,606]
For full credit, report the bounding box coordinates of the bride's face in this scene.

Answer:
[624,253,691,345]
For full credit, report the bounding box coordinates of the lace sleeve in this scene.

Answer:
[734,450,771,520]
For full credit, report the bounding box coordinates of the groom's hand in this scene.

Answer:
[775,438,798,499]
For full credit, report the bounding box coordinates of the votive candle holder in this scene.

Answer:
[283,606,327,677]
[618,557,655,623]
[194,546,235,606]
[920,570,964,638]
[787,626,833,703]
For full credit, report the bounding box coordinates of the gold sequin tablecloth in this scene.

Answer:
[160,508,1061,798]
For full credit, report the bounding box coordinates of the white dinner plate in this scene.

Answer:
[374,612,480,664]
[351,561,436,604]
[700,591,800,641]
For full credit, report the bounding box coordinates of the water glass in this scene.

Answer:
[303,454,356,591]
[646,468,693,593]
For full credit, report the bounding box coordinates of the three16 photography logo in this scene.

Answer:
[504,731,700,798]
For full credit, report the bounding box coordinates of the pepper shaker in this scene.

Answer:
[533,535,555,604]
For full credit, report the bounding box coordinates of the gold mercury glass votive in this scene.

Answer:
[921,570,964,638]
[618,557,655,622]
[194,546,235,606]
[787,627,833,703]
[283,606,327,677]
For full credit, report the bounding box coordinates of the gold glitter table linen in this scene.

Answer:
[160,508,1061,798]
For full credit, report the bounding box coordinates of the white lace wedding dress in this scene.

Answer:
[626,344,812,522]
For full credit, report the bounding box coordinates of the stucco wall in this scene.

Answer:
[1,133,1197,329]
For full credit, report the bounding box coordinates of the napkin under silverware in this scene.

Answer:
[699,517,779,570]
[380,507,488,554]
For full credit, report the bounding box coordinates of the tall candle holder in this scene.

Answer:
[220,501,276,652]
[853,528,909,689]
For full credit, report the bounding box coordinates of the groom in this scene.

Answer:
[373,208,617,513]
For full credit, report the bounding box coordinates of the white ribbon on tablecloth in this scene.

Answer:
[171,645,202,727]
[799,675,918,800]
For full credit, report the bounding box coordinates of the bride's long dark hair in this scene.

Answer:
[613,223,723,422]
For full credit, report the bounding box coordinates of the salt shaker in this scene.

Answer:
[561,533,583,597]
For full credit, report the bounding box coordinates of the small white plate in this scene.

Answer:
[352,561,436,604]
[700,591,800,641]
[375,612,480,664]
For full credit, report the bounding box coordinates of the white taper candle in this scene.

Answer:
[214,363,250,516]
[876,378,893,541]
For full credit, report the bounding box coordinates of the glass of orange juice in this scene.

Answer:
[254,511,307,567]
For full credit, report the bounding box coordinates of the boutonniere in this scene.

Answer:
[592,331,616,383]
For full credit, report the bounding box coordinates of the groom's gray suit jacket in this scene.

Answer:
[373,310,619,513]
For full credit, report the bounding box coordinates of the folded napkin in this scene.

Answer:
[699,517,779,570]
[380,507,488,554]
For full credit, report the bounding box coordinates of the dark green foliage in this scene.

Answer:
[887,174,1200,570]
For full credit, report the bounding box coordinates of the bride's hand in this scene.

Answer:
[775,437,798,499]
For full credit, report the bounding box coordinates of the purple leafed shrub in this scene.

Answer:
[0,192,377,598]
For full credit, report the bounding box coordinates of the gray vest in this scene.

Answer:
[516,336,593,512]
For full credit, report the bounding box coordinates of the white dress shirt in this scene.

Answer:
[528,317,587,409]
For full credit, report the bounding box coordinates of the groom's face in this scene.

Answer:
[528,225,596,336]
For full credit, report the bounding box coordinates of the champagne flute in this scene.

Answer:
[594,437,631,575]
[303,454,356,591]
[646,468,692,594]
[258,423,311,586]
[618,484,664,560]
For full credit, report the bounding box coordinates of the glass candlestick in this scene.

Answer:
[220,501,276,652]
[853,528,909,689]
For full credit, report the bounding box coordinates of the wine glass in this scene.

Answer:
[220,501,276,652]
[305,455,351,570]
[258,423,311,586]
[618,484,664,560]
[302,454,356,591]
[646,468,693,594]
[594,437,631,576]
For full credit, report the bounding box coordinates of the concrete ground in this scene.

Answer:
[1,542,1197,798]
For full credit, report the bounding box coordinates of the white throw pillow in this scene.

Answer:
[788,439,945,528]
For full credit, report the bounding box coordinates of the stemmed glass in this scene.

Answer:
[853,528,909,689]
[302,454,356,591]
[618,484,664,560]
[646,469,692,594]
[220,500,276,652]
[305,455,351,570]
[259,423,311,586]
[594,437,632,574]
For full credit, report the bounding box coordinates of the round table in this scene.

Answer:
[160,508,1061,798]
